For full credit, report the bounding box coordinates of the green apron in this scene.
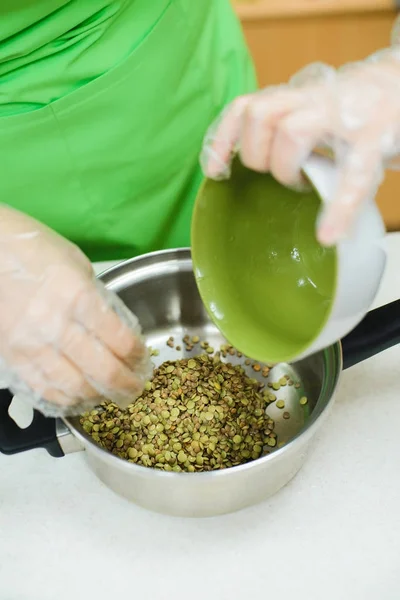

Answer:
[0,0,256,261]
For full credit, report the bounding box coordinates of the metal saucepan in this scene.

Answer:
[0,249,399,517]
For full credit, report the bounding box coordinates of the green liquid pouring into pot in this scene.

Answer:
[191,156,386,364]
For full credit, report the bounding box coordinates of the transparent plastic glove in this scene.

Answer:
[0,206,152,417]
[201,39,400,246]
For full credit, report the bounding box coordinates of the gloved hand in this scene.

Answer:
[0,205,152,417]
[201,43,400,246]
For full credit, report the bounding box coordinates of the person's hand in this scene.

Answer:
[201,48,400,246]
[0,206,152,416]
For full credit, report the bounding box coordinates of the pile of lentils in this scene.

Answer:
[80,351,279,473]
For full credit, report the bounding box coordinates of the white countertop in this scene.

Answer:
[1,236,400,600]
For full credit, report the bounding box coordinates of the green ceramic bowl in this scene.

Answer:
[191,158,337,364]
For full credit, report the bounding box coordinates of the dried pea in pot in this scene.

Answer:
[80,354,278,473]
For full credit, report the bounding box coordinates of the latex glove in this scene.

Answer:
[0,206,152,417]
[201,44,400,246]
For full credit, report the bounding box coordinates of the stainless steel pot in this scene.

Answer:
[0,249,399,517]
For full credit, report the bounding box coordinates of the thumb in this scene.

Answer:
[316,143,383,246]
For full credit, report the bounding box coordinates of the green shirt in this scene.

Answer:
[0,1,256,260]
[0,0,166,115]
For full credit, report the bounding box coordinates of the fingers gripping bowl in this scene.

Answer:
[0,249,398,517]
